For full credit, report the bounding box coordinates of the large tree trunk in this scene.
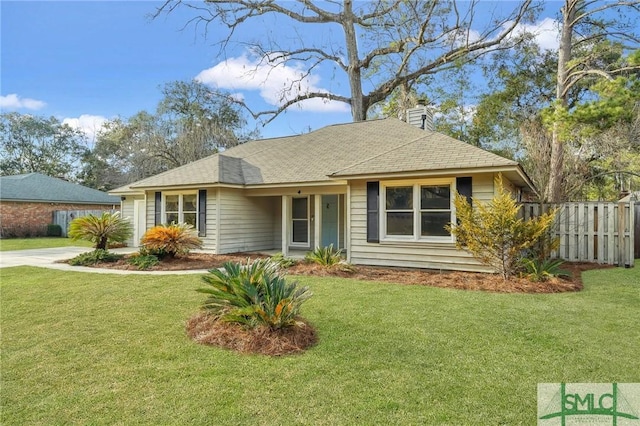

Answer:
[342,0,365,121]
[546,0,576,202]
[546,117,566,202]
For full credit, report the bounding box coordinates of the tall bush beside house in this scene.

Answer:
[68,212,132,250]
[140,223,202,257]
[447,174,556,280]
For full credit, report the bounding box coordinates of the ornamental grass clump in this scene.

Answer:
[140,223,202,258]
[520,258,570,282]
[305,244,343,266]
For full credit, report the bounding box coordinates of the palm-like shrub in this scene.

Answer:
[305,244,342,266]
[198,259,312,330]
[140,223,203,257]
[68,212,133,250]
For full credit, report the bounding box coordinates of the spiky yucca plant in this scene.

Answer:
[140,223,203,257]
[304,244,342,266]
[68,212,133,250]
[520,258,570,282]
[199,259,312,330]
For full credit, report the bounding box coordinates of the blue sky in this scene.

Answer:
[1,1,562,142]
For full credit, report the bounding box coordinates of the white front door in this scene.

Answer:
[133,199,146,247]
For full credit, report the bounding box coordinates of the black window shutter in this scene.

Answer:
[154,192,162,226]
[456,177,473,207]
[366,181,379,243]
[198,189,207,237]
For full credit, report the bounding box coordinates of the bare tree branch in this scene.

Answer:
[154,0,535,123]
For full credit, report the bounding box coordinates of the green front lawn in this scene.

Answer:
[0,237,93,251]
[1,266,638,425]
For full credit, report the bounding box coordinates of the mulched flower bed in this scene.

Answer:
[284,262,609,293]
[85,252,269,271]
[186,312,318,356]
[81,251,611,293]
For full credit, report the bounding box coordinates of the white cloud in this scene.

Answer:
[195,53,350,113]
[510,17,560,52]
[63,114,108,142]
[0,93,46,110]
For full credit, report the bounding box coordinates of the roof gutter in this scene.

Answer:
[330,165,538,194]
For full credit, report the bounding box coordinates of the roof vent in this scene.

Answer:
[406,105,434,131]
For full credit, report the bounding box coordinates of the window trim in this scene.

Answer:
[380,178,455,243]
[161,191,199,230]
[290,196,310,248]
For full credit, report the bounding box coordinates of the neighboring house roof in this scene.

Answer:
[112,118,533,192]
[0,173,120,204]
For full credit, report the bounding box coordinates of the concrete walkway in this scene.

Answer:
[0,247,208,275]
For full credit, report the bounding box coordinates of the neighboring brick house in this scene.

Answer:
[0,173,120,237]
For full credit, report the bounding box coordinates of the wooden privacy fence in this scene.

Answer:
[53,209,117,237]
[521,201,636,267]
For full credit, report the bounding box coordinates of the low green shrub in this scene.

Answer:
[127,254,160,270]
[520,258,570,282]
[46,224,63,237]
[270,252,297,268]
[139,246,168,259]
[198,259,312,330]
[69,249,124,266]
[305,244,342,266]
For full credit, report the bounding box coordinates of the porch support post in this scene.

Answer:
[314,194,322,249]
[281,195,289,256]
[346,185,351,263]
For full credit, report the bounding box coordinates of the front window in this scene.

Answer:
[383,180,453,241]
[164,193,197,227]
[386,186,413,236]
[420,186,451,237]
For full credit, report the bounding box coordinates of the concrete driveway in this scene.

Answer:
[0,247,205,275]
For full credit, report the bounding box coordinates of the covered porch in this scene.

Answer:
[278,193,347,256]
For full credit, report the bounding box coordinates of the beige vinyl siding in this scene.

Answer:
[120,198,136,224]
[143,189,218,251]
[348,175,499,272]
[145,191,156,231]
[272,199,282,249]
[201,189,217,251]
[218,188,279,254]
[472,173,495,203]
[120,197,140,247]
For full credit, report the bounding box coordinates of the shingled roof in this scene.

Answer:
[0,173,120,204]
[115,118,530,191]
